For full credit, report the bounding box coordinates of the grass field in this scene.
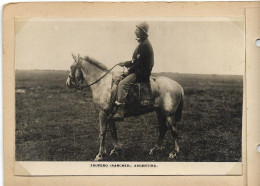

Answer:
[15,70,243,162]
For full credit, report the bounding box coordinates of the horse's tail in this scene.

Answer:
[175,92,183,122]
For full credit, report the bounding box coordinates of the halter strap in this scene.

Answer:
[77,63,119,90]
[71,61,120,91]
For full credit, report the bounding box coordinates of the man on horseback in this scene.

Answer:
[113,21,154,121]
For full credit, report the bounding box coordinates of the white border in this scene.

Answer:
[15,162,242,176]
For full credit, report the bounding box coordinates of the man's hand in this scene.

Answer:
[118,62,125,67]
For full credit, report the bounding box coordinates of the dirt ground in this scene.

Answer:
[15,70,243,162]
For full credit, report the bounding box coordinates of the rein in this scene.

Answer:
[70,60,120,91]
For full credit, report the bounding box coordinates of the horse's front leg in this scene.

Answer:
[94,110,108,161]
[109,120,122,156]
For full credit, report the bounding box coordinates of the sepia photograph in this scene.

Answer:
[4,1,260,185]
[15,18,244,164]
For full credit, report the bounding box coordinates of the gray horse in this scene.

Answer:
[66,54,184,161]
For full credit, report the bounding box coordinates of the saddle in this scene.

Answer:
[127,81,154,105]
[110,73,156,115]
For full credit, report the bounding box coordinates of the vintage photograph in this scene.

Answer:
[15,18,244,163]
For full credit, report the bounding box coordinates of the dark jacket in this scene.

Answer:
[124,38,154,82]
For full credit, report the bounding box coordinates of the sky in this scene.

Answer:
[15,17,245,75]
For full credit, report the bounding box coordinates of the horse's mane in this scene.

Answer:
[85,56,108,72]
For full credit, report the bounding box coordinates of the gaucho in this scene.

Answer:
[113,21,154,121]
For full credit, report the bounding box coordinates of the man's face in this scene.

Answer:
[135,27,142,38]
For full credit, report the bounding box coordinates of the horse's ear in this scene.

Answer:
[78,53,82,60]
[72,53,77,61]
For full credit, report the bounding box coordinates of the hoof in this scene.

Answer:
[149,149,154,155]
[94,153,106,161]
[169,152,177,159]
[149,146,162,155]
[110,147,122,156]
[94,156,102,161]
[110,149,118,156]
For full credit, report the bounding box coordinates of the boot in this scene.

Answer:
[113,104,125,121]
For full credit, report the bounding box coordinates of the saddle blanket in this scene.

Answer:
[111,73,155,106]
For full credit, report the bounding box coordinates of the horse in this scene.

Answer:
[66,54,184,161]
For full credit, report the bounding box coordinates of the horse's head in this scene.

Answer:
[66,53,85,89]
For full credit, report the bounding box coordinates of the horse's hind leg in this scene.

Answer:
[109,121,121,156]
[149,110,167,155]
[167,116,179,159]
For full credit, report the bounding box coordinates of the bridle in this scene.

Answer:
[68,57,120,91]
[68,57,84,90]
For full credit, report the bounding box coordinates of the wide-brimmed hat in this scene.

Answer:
[136,21,149,36]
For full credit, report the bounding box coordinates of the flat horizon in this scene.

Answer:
[15,69,243,76]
